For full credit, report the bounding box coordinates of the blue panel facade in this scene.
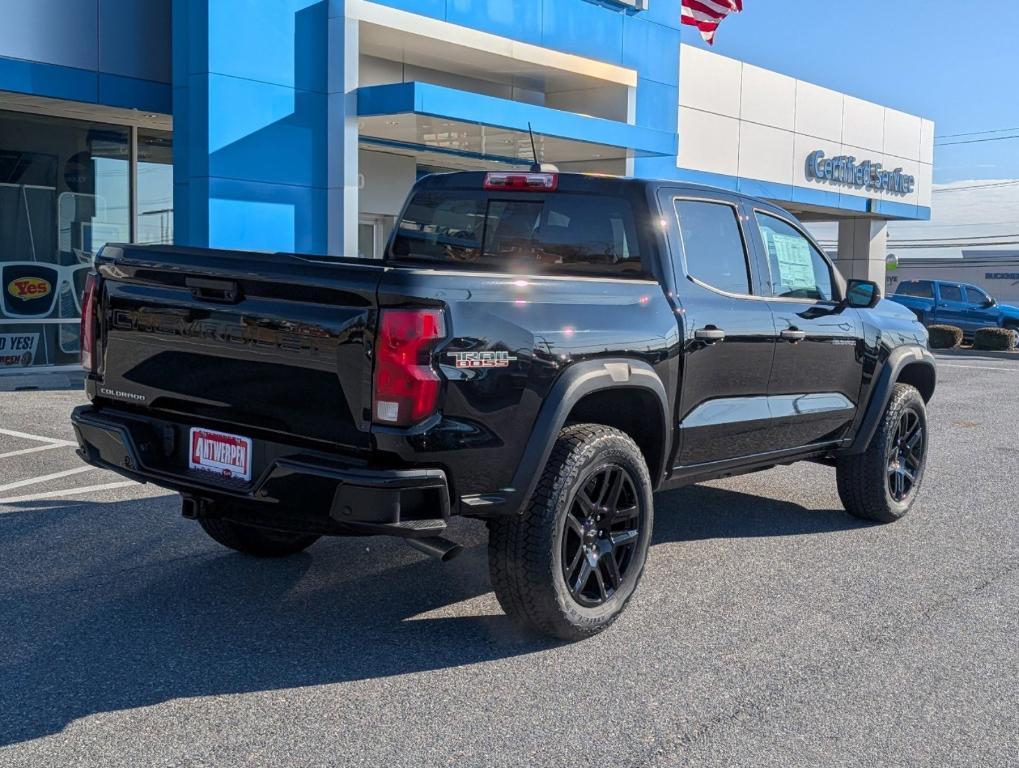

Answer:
[168,0,690,253]
[171,0,330,254]
[0,0,171,111]
[0,0,928,259]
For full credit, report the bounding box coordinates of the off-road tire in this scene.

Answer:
[1004,322,1019,347]
[837,383,928,523]
[488,424,654,640]
[199,517,320,557]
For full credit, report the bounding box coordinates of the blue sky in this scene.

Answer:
[680,0,1019,185]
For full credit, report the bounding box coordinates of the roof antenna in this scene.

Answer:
[527,122,542,172]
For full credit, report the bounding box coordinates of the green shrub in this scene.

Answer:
[973,327,1017,351]
[927,325,963,349]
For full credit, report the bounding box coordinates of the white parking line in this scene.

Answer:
[0,466,95,494]
[937,363,1015,372]
[0,443,70,460]
[0,480,145,506]
[0,428,77,447]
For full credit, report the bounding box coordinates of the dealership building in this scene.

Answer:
[0,0,934,374]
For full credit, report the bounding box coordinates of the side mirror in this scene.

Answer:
[983,297,997,308]
[845,279,881,309]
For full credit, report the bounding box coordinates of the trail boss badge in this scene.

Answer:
[449,351,518,369]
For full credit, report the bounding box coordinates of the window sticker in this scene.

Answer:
[768,232,815,291]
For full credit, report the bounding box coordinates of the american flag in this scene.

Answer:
[681,0,743,45]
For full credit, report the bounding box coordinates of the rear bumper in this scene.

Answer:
[71,405,451,537]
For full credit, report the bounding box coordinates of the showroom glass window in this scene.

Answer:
[0,111,172,371]
[137,129,174,244]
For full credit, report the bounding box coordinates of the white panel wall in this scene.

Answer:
[842,96,884,150]
[677,106,739,176]
[920,119,935,163]
[359,149,416,217]
[738,121,793,185]
[793,81,843,142]
[678,44,934,213]
[883,108,922,161]
[740,63,794,131]
[678,46,741,118]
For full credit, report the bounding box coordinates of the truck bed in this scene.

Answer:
[94,244,384,450]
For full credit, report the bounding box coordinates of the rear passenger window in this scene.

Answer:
[897,281,934,298]
[939,284,963,302]
[674,200,751,295]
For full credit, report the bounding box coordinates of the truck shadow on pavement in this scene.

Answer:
[0,484,862,746]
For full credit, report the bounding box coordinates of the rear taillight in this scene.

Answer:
[483,172,558,191]
[372,308,445,427]
[80,272,98,372]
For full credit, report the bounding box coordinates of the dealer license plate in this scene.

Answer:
[189,428,253,481]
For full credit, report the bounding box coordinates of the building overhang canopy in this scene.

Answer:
[352,0,638,94]
[357,82,675,166]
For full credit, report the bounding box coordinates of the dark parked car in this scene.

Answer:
[890,279,1019,337]
[72,171,936,639]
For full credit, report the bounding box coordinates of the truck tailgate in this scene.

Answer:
[95,245,382,450]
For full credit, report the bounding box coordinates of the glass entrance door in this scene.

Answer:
[358,217,385,259]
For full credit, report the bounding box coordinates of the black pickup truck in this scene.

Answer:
[72,171,936,639]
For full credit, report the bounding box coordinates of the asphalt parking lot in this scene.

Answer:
[1,356,1017,767]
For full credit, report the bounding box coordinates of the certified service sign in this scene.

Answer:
[806,150,915,195]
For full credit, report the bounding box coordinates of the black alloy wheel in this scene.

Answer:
[887,408,925,502]
[836,383,929,523]
[488,423,654,639]
[561,464,643,608]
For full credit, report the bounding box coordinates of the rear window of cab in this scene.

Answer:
[390,190,649,278]
[896,280,934,298]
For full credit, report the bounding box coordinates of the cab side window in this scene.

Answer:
[939,284,964,302]
[965,286,990,305]
[674,200,752,295]
[755,212,835,302]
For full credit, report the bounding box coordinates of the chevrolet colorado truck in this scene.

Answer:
[890,278,1019,338]
[72,171,936,640]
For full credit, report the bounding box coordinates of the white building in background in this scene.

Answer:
[675,44,934,286]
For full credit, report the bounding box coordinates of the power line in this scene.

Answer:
[819,242,1019,250]
[933,180,1019,193]
[883,233,1019,243]
[935,134,1019,147]
[935,126,1019,140]
[817,233,1019,245]
[890,241,1019,249]
[893,220,1019,228]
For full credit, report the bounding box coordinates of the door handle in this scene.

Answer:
[186,277,242,304]
[694,327,726,343]
[780,329,807,343]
